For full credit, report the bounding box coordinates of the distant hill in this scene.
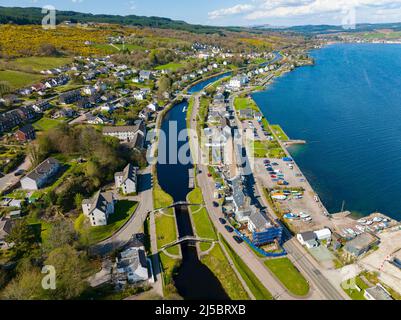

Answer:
[0,6,247,34]
[254,22,401,34]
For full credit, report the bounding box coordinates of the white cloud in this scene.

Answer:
[208,0,401,23]
[208,4,255,20]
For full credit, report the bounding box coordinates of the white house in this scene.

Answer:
[115,246,149,284]
[229,75,248,89]
[82,191,115,227]
[102,121,146,144]
[297,231,319,249]
[115,164,138,195]
[20,158,61,190]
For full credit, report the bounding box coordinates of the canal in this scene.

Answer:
[157,73,231,299]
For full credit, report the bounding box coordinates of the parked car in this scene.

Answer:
[213,201,219,208]
[219,218,227,225]
[14,169,25,176]
[225,225,234,233]
[233,235,243,244]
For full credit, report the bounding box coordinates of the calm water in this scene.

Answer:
[188,72,232,94]
[157,101,228,300]
[252,44,401,219]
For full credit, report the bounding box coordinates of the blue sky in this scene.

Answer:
[2,0,401,26]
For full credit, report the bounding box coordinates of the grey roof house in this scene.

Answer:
[20,158,61,190]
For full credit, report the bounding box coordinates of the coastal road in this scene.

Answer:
[229,92,348,300]
[189,94,319,300]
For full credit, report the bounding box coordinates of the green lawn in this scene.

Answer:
[12,56,72,72]
[187,187,217,240]
[33,117,63,131]
[201,243,250,300]
[75,200,138,245]
[221,236,273,300]
[234,97,260,112]
[252,140,269,158]
[155,62,184,71]
[264,258,310,296]
[271,124,289,141]
[0,70,43,89]
[159,252,181,297]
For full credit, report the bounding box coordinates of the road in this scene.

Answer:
[189,94,318,300]
[228,93,348,300]
[0,155,31,193]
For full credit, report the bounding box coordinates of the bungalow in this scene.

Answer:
[20,157,61,190]
[85,114,106,125]
[297,231,319,249]
[115,164,138,195]
[82,191,115,227]
[15,124,36,142]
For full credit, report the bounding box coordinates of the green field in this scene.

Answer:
[159,252,181,297]
[187,187,217,241]
[11,56,72,72]
[33,117,63,131]
[201,243,250,300]
[155,62,184,71]
[0,70,43,89]
[221,236,273,300]
[264,258,310,296]
[234,96,260,112]
[153,183,179,255]
[271,124,289,141]
[75,200,138,245]
[251,140,286,159]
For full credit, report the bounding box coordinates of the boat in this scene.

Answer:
[271,194,287,200]
[299,212,310,219]
[284,213,298,220]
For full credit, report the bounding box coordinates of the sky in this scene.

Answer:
[2,0,401,27]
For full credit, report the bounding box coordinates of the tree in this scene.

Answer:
[0,268,44,300]
[45,220,77,252]
[5,220,37,257]
[157,76,171,98]
[44,245,88,300]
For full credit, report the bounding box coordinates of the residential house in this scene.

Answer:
[77,98,91,109]
[82,191,115,227]
[297,231,319,249]
[115,243,149,285]
[15,124,36,142]
[139,70,152,81]
[59,90,82,104]
[239,108,254,119]
[32,100,52,113]
[115,164,138,195]
[20,157,61,190]
[229,75,248,89]
[85,113,107,125]
[102,121,146,149]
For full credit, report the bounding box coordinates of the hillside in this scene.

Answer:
[0,6,245,34]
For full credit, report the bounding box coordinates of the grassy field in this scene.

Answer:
[264,258,310,296]
[201,243,250,300]
[11,56,72,72]
[33,117,63,131]
[251,140,286,159]
[221,236,273,300]
[153,182,179,255]
[0,70,43,89]
[155,62,184,71]
[159,252,181,297]
[187,187,217,241]
[271,124,289,141]
[75,200,138,245]
[234,96,260,112]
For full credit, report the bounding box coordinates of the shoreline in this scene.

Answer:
[243,61,399,229]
